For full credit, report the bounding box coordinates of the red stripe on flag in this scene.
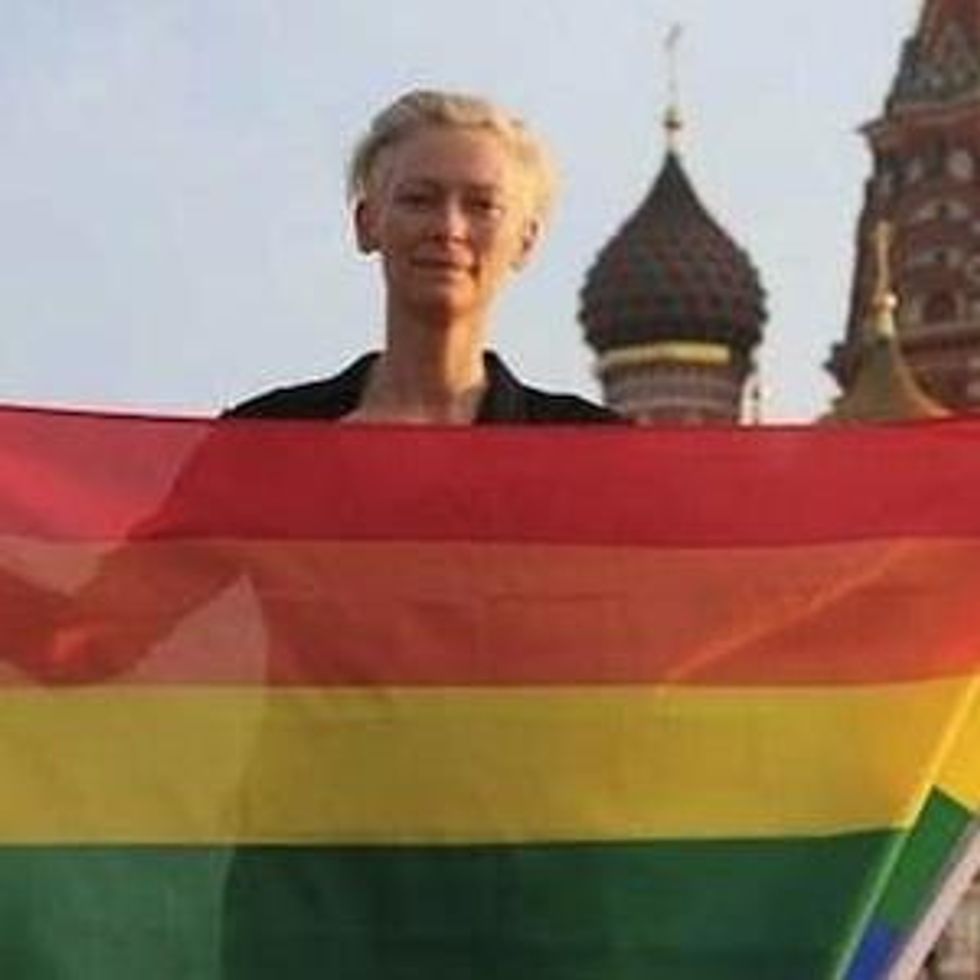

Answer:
[4,539,980,687]
[3,408,980,545]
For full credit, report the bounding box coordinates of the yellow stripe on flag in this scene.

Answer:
[0,679,971,844]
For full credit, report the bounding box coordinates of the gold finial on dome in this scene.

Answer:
[664,24,684,152]
[868,221,899,339]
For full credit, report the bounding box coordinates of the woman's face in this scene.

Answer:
[355,126,538,325]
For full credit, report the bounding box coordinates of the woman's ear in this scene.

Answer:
[353,200,378,254]
[511,218,541,270]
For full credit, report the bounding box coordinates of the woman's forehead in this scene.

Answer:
[375,127,525,193]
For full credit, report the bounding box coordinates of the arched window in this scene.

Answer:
[922,292,957,324]
[948,149,975,182]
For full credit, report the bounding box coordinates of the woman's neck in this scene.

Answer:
[353,312,489,424]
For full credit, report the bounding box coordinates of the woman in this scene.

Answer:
[220,90,619,978]
[228,89,616,425]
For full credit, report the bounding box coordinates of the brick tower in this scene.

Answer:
[828,0,980,409]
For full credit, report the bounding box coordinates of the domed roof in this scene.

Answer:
[579,150,766,355]
[822,332,949,422]
[824,223,949,424]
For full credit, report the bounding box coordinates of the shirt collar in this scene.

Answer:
[475,351,528,423]
[330,350,529,424]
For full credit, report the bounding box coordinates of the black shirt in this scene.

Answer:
[227,351,619,424]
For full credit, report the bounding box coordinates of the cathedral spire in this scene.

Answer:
[663,24,684,152]
[888,0,980,109]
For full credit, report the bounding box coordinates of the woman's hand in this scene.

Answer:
[0,566,65,677]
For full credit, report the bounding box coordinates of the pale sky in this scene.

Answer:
[1,1,924,421]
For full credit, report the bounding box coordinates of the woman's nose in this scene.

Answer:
[430,199,468,238]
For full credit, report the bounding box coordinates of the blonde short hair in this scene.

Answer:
[346,89,557,225]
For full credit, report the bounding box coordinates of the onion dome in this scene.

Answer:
[579,149,767,358]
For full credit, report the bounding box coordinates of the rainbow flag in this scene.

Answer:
[2,405,980,979]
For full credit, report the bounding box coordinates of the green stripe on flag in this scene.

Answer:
[0,833,901,979]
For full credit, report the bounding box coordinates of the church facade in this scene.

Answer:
[830,0,980,412]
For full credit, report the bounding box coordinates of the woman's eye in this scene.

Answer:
[468,198,505,217]
[396,191,435,209]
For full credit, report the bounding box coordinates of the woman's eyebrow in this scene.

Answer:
[396,176,507,192]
